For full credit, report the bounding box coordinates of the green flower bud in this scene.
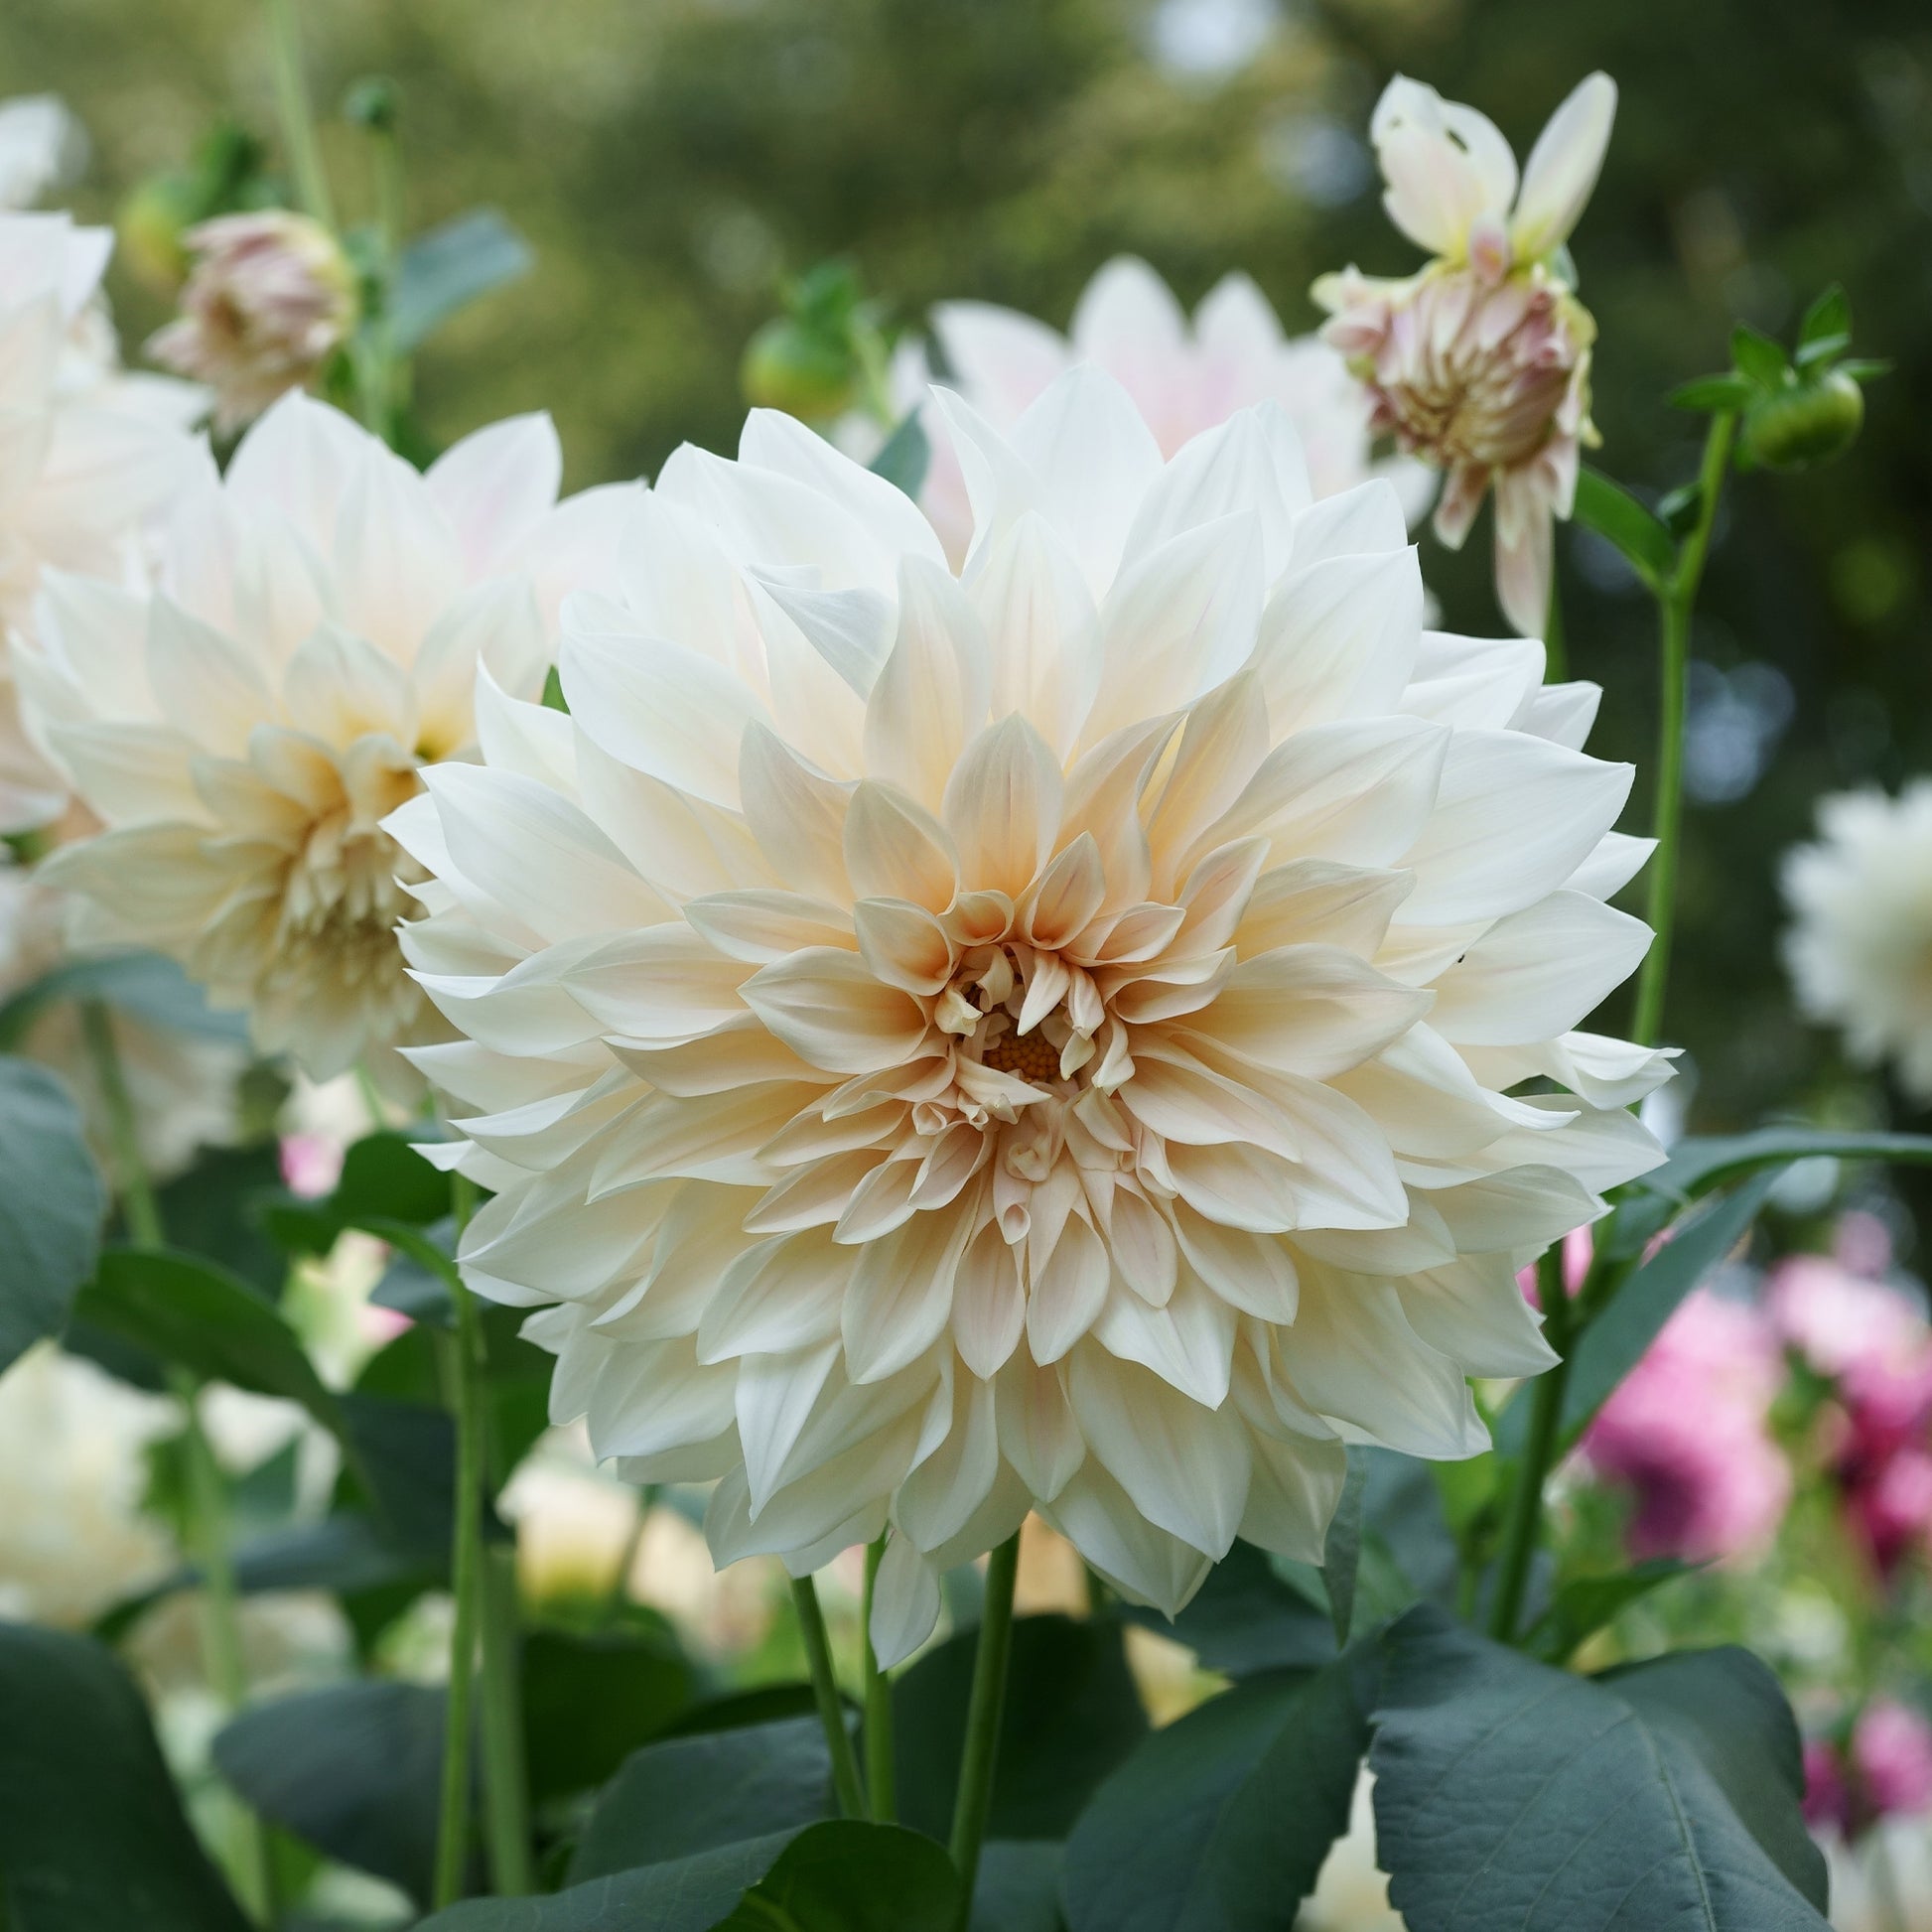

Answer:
[741,317,859,422]
[1741,367,1864,471]
[117,174,201,293]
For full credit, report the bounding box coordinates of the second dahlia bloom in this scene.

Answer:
[15,393,633,1086]
[149,211,358,433]
[857,257,1432,565]
[393,370,1667,1657]
[1315,73,1616,636]
[1783,782,1932,1101]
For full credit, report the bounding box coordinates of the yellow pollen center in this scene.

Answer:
[979,1027,1060,1085]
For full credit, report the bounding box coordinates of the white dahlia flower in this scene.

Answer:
[858,256,1431,564]
[392,370,1668,1659]
[15,393,635,1087]
[0,96,86,212]
[1315,73,1616,637]
[1783,782,1932,1099]
[0,210,207,831]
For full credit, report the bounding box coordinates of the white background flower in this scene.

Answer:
[393,367,1666,1662]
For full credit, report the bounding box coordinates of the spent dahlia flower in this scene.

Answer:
[14,392,634,1088]
[149,211,358,433]
[1783,782,1932,1100]
[860,256,1433,565]
[1577,1287,1790,1564]
[1315,73,1616,637]
[0,210,207,831]
[392,369,1668,1658]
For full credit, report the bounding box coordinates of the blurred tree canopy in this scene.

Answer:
[7,0,1932,1164]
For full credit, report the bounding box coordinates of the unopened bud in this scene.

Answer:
[1741,367,1864,472]
[741,316,858,422]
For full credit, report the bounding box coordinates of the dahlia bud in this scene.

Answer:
[147,209,357,431]
[1743,367,1863,471]
[741,315,861,422]
[1314,71,1617,637]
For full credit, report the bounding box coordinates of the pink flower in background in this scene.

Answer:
[279,1132,345,1200]
[1314,72,1615,636]
[1579,1289,1791,1564]
[1806,1702,1932,1840]
[1770,1246,1932,1578]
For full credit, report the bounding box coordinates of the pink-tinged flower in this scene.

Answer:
[1578,1288,1790,1564]
[1314,73,1616,637]
[1807,1702,1932,1841]
[149,211,357,433]
[279,1132,345,1200]
[863,257,1434,565]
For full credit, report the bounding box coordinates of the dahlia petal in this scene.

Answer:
[869,1533,943,1669]
[739,406,946,571]
[589,1336,739,1461]
[1401,632,1545,732]
[897,1370,1000,1550]
[44,718,205,824]
[1396,1255,1559,1379]
[558,925,755,1049]
[1513,678,1601,752]
[425,411,563,572]
[1430,890,1651,1044]
[1567,829,1653,899]
[929,301,1069,423]
[943,714,1064,899]
[1240,1429,1347,1565]
[842,780,959,912]
[1091,1278,1237,1412]
[968,510,1100,758]
[862,556,988,809]
[414,579,548,753]
[953,1221,1027,1379]
[1285,479,1410,571]
[1123,404,1312,579]
[743,945,931,1074]
[843,1205,975,1383]
[739,722,854,904]
[750,575,895,704]
[995,1355,1085,1501]
[1510,72,1617,262]
[1026,1210,1111,1362]
[1173,1207,1299,1321]
[284,621,419,749]
[737,1342,841,1511]
[473,661,576,793]
[146,596,274,756]
[1043,1460,1213,1615]
[334,446,465,660]
[587,1082,823,1192]
[1186,943,1433,1079]
[1235,858,1413,959]
[1252,545,1424,732]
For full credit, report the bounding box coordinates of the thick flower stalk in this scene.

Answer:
[0,210,207,831]
[149,210,358,432]
[14,393,634,1087]
[1315,73,1617,636]
[866,256,1432,564]
[392,371,1670,1660]
[1782,781,1932,1101]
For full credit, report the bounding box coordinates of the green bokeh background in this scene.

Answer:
[8,0,1932,1168]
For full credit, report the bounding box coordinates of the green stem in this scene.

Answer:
[1487,1249,1572,1643]
[351,112,405,441]
[1630,411,1735,1048]
[477,1544,534,1896]
[947,1534,1020,1929]
[82,1001,273,1920]
[260,0,336,226]
[861,1537,896,1824]
[1542,572,1567,684]
[789,1574,868,1821]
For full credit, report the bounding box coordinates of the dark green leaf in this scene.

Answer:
[522,1625,696,1802]
[1371,1607,1828,1928]
[421,1836,797,1930]
[371,1240,457,1327]
[0,1621,252,1930]
[336,1391,458,1556]
[156,1143,290,1297]
[1730,323,1790,389]
[868,411,930,498]
[73,1247,340,1423]
[1061,1655,1367,1932]
[1793,331,1851,370]
[336,1131,453,1226]
[1119,1541,1335,1676]
[1657,1126,1932,1199]
[1797,283,1851,350]
[715,1821,960,1932]
[1836,356,1892,382]
[894,1613,1147,1842]
[663,1684,821,1736]
[1669,373,1755,414]
[1525,1558,1696,1661]
[213,1680,450,1905]
[1322,1451,1368,1646]
[1559,1169,1784,1447]
[972,1842,1063,1932]
[0,1056,104,1375]
[1571,468,1675,587]
[0,948,246,1049]
[390,209,533,351]
[570,1717,834,1882]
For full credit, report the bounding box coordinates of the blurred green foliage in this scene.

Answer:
[8,0,1932,1177]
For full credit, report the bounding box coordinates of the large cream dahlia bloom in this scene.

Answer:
[1782,781,1932,1100]
[393,370,1669,1658]
[0,210,207,830]
[15,393,634,1085]
[860,256,1430,565]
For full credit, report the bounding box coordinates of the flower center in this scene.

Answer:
[977,1021,1063,1086]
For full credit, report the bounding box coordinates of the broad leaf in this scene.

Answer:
[571,1717,834,1882]
[0,1621,251,1930]
[391,209,533,351]
[156,1143,290,1297]
[1371,1607,1828,1929]
[894,1612,1146,1842]
[0,1056,104,1374]
[1572,468,1674,588]
[417,1833,799,1931]
[72,1247,340,1425]
[213,1679,450,1905]
[1061,1655,1367,1932]
[973,1842,1064,1932]
[1670,373,1755,414]
[1322,1451,1368,1646]
[715,1821,960,1932]
[1120,1541,1335,1676]
[1658,1126,1932,1199]
[1730,323,1790,389]
[0,948,244,1048]
[522,1624,696,1802]
[1558,1169,1783,1447]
